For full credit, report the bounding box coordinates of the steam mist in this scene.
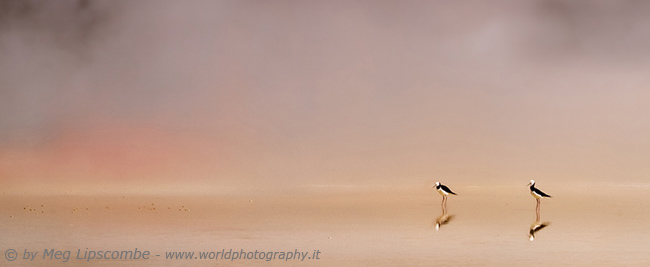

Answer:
[2,0,650,194]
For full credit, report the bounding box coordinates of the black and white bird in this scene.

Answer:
[528,180,551,199]
[434,182,456,213]
[435,182,457,197]
[528,180,551,221]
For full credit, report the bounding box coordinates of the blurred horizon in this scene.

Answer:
[2,0,650,194]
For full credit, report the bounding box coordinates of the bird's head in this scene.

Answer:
[527,180,535,186]
[433,182,440,188]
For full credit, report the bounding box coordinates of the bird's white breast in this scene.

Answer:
[437,188,447,196]
[530,190,543,199]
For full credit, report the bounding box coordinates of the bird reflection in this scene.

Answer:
[528,221,550,241]
[434,212,454,230]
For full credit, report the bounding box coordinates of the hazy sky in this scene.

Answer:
[2,0,650,192]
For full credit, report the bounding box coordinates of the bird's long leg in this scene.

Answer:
[535,198,541,222]
[442,195,447,215]
[440,197,444,213]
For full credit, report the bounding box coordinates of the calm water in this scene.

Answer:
[2,184,650,266]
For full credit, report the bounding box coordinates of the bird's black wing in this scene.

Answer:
[532,187,551,198]
[441,184,457,195]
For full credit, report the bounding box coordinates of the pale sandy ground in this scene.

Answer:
[1,183,650,266]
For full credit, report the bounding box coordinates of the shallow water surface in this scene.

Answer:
[2,184,649,266]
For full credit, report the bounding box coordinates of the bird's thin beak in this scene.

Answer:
[527,182,532,186]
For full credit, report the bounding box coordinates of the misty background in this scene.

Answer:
[2,0,650,194]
